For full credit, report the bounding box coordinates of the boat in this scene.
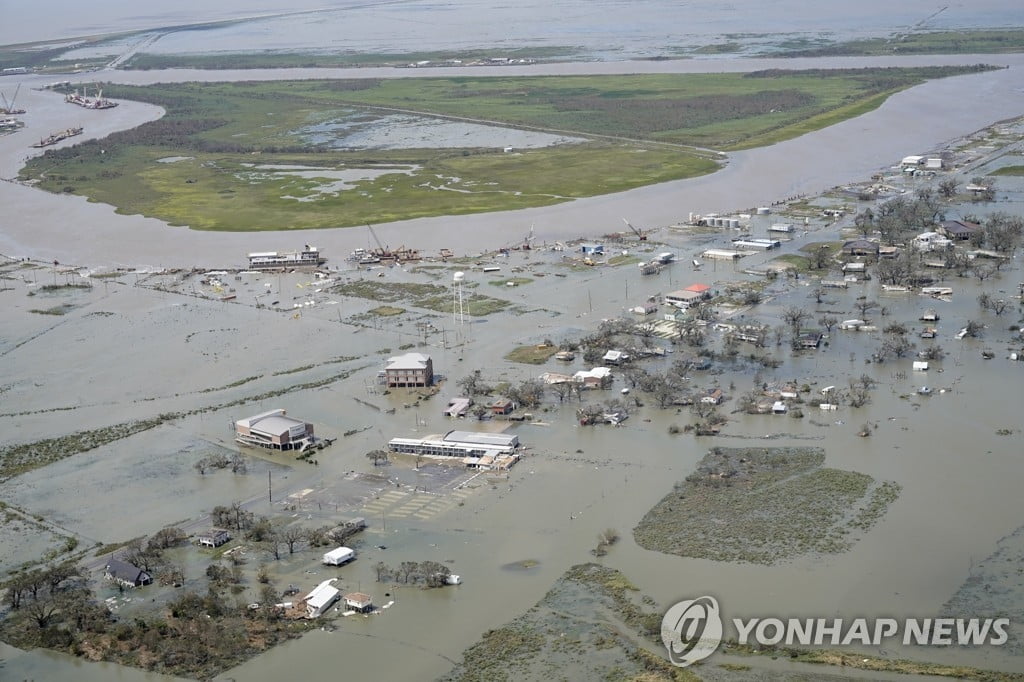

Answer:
[917,386,932,395]
[31,126,83,148]
[65,86,118,110]
[247,245,325,270]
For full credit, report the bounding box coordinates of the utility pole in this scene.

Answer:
[268,470,272,503]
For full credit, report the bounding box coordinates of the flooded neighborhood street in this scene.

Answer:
[2,5,1024,681]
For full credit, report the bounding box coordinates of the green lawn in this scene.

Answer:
[20,66,992,231]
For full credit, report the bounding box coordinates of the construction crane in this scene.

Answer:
[366,223,390,257]
[0,84,24,115]
[365,224,419,263]
[623,218,648,241]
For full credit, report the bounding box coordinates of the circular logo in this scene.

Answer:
[661,596,723,667]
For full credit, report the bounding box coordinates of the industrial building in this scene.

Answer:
[235,409,315,451]
[246,245,325,270]
[388,430,519,466]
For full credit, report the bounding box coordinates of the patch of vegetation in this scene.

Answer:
[271,364,315,376]
[606,254,641,266]
[488,277,533,287]
[199,375,262,393]
[440,563,665,682]
[19,67,990,230]
[0,583,317,680]
[770,253,810,271]
[990,165,1024,176]
[504,344,559,364]
[0,415,178,482]
[633,447,900,564]
[28,304,74,315]
[726,641,1024,681]
[779,29,1024,57]
[330,280,511,316]
[123,46,578,70]
[368,305,406,316]
[37,283,92,291]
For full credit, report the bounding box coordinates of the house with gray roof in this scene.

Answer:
[104,558,152,588]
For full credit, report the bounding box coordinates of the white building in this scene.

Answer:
[303,579,340,619]
[911,232,952,252]
[235,409,314,451]
[388,430,519,459]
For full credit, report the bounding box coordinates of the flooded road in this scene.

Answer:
[2,49,1024,682]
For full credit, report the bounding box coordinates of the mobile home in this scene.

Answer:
[323,546,355,566]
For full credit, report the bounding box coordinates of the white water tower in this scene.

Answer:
[452,271,466,326]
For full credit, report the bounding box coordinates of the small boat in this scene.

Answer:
[917,386,932,395]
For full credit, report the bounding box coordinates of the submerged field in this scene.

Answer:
[633,447,901,565]
[19,65,990,231]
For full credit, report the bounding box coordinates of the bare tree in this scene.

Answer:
[854,298,879,319]
[938,178,958,198]
[281,526,306,555]
[854,208,875,238]
[509,379,545,408]
[457,370,491,397]
[122,538,160,573]
[782,306,809,335]
[972,263,996,283]
[148,527,187,551]
[819,315,838,333]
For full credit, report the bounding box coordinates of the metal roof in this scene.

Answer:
[386,352,431,370]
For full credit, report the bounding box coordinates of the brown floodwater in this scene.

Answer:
[2,57,1024,680]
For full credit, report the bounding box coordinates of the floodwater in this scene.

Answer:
[300,112,585,150]
[26,0,1024,60]
[3,12,1024,682]
[3,54,1024,268]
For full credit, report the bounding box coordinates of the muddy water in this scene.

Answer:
[15,0,1023,58]
[2,59,1024,681]
[3,54,1024,268]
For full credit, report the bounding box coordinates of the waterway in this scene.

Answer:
[1,42,1024,682]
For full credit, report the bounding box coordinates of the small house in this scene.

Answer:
[798,332,823,349]
[700,388,724,405]
[197,529,231,548]
[602,350,630,365]
[913,361,929,371]
[772,401,788,414]
[489,398,515,415]
[573,367,612,389]
[940,220,983,241]
[842,262,866,273]
[104,559,152,589]
[344,592,373,613]
[911,232,952,252]
[323,546,355,566]
[539,372,573,385]
[841,240,879,258]
[580,243,604,255]
[920,328,937,339]
[920,309,940,322]
[444,397,472,418]
[304,579,341,619]
[632,300,659,315]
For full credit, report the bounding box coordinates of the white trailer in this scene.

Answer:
[322,546,355,566]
